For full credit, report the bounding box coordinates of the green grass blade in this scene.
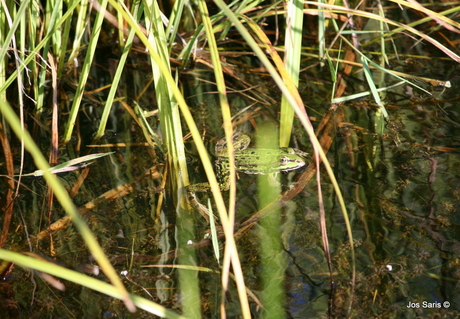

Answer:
[0,0,29,64]
[56,1,73,78]
[26,152,115,176]
[104,10,251,315]
[207,199,220,264]
[0,250,184,318]
[36,0,63,114]
[27,1,41,103]
[197,0,251,316]
[0,1,80,95]
[95,2,142,139]
[0,99,136,312]
[361,56,388,119]
[166,0,190,52]
[305,1,460,62]
[332,81,404,103]
[279,0,304,147]
[105,0,217,210]
[62,0,109,143]
[134,103,165,153]
[142,0,201,316]
[67,0,90,66]
[212,0,356,306]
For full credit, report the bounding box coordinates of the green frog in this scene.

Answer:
[186,133,307,221]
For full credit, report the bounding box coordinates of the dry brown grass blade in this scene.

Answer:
[46,53,59,256]
[0,121,15,248]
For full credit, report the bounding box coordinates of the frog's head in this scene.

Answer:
[278,155,305,172]
[238,148,306,174]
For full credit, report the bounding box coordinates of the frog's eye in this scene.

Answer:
[280,156,290,165]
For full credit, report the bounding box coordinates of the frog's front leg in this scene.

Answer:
[267,172,281,186]
[186,183,214,223]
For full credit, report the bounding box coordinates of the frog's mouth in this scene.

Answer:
[279,158,306,171]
